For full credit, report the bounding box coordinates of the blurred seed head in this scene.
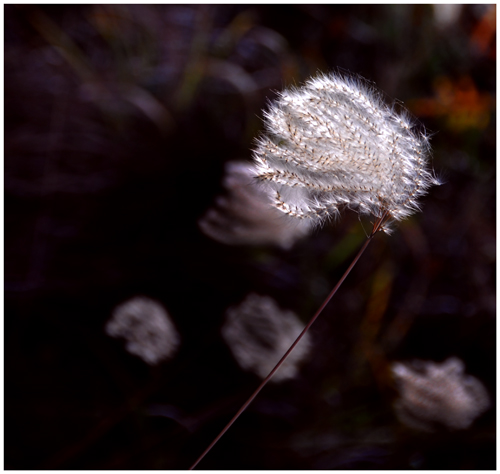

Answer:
[433,4,463,30]
[252,73,440,230]
[198,160,313,249]
[222,293,311,382]
[106,296,180,365]
[391,357,490,431]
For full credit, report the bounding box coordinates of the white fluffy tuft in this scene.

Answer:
[252,73,440,229]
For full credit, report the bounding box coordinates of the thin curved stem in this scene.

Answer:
[189,211,389,470]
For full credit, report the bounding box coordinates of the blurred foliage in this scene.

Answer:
[5,4,495,470]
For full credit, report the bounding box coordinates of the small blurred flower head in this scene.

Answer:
[198,160,313,249]
[222,293,311,382]
[391,357,490,431]
[252,73,440,230]
[106,296,180,365]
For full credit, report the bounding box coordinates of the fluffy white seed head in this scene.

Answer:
[106,296,180,365]
[198,161,313,249]
[222,293,311,382]
[391,357,490,431]
[252,73,440,229]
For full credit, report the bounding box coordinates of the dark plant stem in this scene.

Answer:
[189,211,389,470]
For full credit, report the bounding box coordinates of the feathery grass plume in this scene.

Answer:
[106,296,180,365]
[392,358,490,431]
[222,293,311,382]
[198,161,313,249]
[252,72,440,230]
[189,73,440,469]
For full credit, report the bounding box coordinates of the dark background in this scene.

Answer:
[5,4,495,469]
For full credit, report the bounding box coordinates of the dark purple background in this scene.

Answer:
[5,4,495,469]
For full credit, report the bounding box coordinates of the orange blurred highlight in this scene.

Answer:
[470,4,496,57]
[409,75,494,131]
